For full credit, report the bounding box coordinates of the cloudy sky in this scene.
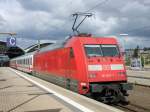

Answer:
[0,0,150,49]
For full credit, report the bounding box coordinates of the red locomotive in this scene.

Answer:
[10,35,132,103]
[10,13,132,103]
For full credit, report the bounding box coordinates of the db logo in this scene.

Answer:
[102,65,110,70]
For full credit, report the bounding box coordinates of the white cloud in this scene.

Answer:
[0,0,149,48]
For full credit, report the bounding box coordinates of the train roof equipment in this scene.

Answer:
[72,12,93,35]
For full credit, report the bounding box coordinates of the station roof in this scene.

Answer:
[0,40,56,59]
[24,40,56,53]
[0,41,25,59]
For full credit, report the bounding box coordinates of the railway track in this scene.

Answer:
[112,84,150,112]
[132,83,150,88]
[128,76,150,80]
[114,103,150,112]
[128,75,150,88]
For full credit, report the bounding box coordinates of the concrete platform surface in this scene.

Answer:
[0,67,79,112]
[2,67,124,112]
[127,70,150,86]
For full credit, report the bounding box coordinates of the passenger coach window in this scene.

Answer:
[84,45,102,57]
[101,45,119,57]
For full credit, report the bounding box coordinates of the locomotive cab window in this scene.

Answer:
[101,45,119,57]
[84,44,119,57]
[84,45,102,57]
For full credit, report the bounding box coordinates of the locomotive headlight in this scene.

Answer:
[89,73,96,78]
[80,82,87,86]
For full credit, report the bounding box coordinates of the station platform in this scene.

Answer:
[0,67,123,112]
[0,67,75,112]
[127,70,150,86]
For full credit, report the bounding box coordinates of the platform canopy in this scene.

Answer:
[0,41,25,59]
[24,40,56,53]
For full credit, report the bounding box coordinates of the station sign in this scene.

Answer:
[6,37,16,47]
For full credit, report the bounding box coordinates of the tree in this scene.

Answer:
[132,45,139,58]
[143,47,150,51]
[125,57,131,66]
[0,45,7,54]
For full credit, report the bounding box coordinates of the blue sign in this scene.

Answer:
[7,37,16,47]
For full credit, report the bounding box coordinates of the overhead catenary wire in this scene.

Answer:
[59,0,109,27]
[84,0,109,12]
[81,0,150,39]
[53,0,110,35]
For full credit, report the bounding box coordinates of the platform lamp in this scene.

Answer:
[119,34,128,63]
[119,33,128,51]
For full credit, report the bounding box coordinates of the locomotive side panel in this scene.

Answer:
[65,38,92,94]
[34,48,79,92]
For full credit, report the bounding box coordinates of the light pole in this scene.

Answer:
[119,34,129,63]
[119,33,128,51]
